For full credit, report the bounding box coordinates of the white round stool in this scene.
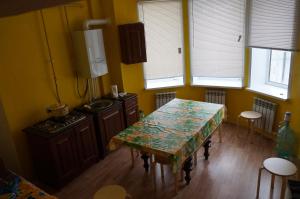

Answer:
[256,157,297,199]
[93,185,131,199]
[237,111,262,142]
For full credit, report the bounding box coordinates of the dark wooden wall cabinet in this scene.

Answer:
[25,116,98,188]
[119,22,147,64]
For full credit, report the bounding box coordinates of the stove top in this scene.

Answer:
[32,111,86,134]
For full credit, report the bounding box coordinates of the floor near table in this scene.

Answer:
[51,123,296,199]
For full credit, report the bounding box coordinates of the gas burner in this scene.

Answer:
[32,111,86,134]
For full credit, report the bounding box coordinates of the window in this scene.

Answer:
[248,48,292,100]
[138,0,184,89]
[189,0,246,88]
[247,0,298,100]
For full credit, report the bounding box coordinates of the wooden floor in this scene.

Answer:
[51,123,296,199]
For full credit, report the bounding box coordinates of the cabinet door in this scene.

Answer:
[100,105,125,145]
[51,129,79,184]
[119,22,147,64]
[126,106,139,127]
[74,118,99,169]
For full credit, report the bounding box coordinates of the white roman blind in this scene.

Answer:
[138,0,184,89]
[247,0,300,51]
[189,0,246,88]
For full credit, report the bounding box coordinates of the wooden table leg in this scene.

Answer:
[271,174,275,189]
[256,167,264,199]
[141,153,149,172]
[183,156,193,185]
[203,138,212,160]
[280,177,287,199]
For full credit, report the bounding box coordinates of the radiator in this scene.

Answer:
[253,97,277,133]
[156,92,176,109]
[205,89,226,105]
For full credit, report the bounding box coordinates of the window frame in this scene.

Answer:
[138,0,186,90]
[248,48,294,101]
[265,50,291,89]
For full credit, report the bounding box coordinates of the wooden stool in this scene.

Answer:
[256,157,297,199]
[93,185,131,199]
[237,111,262,142]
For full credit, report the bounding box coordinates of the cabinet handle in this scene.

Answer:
[128,110,136,115]
[80,126,89,132]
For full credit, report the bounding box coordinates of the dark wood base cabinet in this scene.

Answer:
[92,101,125,158]
[25,116,98,188]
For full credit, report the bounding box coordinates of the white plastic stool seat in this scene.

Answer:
[256,158,297,199]
[240,111,262,120]
[263,157,297,176]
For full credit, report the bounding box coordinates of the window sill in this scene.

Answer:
[191,77,243,89]
[246,86,289,101]
[144,85,185,90]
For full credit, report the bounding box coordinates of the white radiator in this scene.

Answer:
[253,97,277,133]
[205,89,226,105]
[156,92,176,109]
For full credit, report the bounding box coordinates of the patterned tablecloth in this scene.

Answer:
[109,98,225,173]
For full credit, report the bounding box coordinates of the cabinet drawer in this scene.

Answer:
[124,96,137,110]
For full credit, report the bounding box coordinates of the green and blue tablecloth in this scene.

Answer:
[109,98,225,173]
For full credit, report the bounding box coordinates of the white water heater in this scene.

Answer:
[72,29,108,78]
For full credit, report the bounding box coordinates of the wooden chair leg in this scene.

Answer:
[193,152,197,166]
[256,167,264,199]
[280,177,287,199]
[151,161,156,191]
[130,148,134,168]
[174,172,179,194]
[180,169,184,182]
[271,174,275,189]
[236,116,241,139]
[160,164,165,182]
[218,125,222,143]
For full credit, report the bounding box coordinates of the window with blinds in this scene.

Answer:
[189,0,246,88]
[138,0,184,89]
[247,0,300,51]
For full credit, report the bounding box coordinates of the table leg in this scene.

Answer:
[183,156,193,185]
[203,138,212,160]
[280,177,287,199]
[141,153,149,172]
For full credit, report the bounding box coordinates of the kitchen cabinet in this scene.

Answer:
[118,22,147,64]
[25,115,98,188]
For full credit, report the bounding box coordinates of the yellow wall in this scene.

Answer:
[0,0,112,176]
[0,0,299,178]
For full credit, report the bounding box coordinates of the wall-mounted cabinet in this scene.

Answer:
[118,22,147,64]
